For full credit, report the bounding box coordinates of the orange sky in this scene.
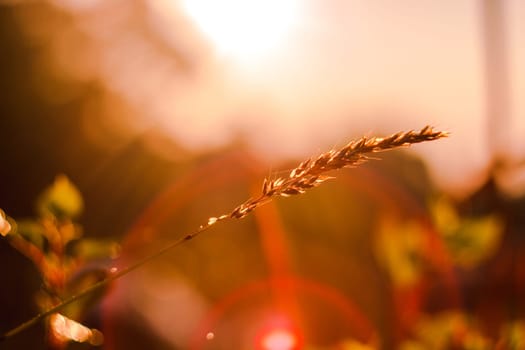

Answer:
[17,0,525,196]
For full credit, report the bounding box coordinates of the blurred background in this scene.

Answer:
[1,0,524,349]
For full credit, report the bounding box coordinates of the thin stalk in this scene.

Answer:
[0,225,210,342]
[0,126,447,342]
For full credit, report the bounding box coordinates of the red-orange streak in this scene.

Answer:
[103,150,263,350]
[189,277,376,350]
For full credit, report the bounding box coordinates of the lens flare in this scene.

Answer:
[259,328,298,350]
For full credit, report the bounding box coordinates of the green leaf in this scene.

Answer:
[446,215,503,268]
[15,219,46,249]
[408,312,491,350]
[71,239,121,261]
[430,197,503,269]
[37,175,84,219]
[374,216,425,287]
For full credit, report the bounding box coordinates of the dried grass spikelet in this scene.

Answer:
[221,126,447,222]
[0,126,447,343]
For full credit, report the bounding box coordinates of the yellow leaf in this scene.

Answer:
[374,216,425,287]
[430,197,503,269]
[37,175,84,219]
[452,215,503,268]
[499,321,525,350]
[430,197,460,234]
[408,312,491,350]
[14,219,45,247]
[72,238,121,260]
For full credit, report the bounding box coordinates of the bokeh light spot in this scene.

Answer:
[259,328,297,350]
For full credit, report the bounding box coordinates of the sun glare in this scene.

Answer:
[259,328,298,350]
[181,0,299,63]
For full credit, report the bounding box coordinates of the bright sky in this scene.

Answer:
[180,0,300,64]
[28,0,525,195]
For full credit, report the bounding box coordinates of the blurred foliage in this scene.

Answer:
[1,151,524,350]
[374,217,425,287]
[430,197,503,269]
[1,175,118,349]
[36,175,84,220]
[399,312,491,350]
[70,238,120,261]
[498,321,525,350]
[374,195,505,288]
[399,314,525,350]
[14,219,46,249]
